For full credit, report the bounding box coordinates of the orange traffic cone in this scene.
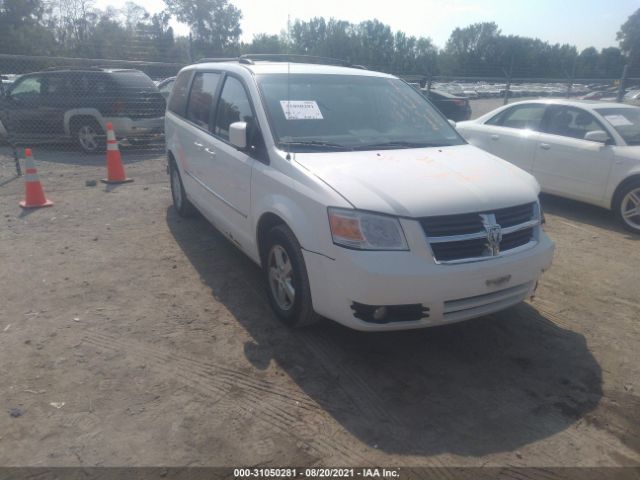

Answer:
[101,122,133,184]
[19,149,53,209]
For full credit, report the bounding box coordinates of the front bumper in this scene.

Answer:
[104,116,164,138]
[303,226,555,331]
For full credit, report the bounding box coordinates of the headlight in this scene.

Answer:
[328,207,408,250]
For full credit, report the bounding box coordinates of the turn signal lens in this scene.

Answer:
[328,208,409,251]
[329,214,364,241]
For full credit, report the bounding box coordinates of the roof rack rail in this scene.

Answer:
[43,66,104,72]
[91,66,139,71]
[240,53,350,67]
[196,57,254,65]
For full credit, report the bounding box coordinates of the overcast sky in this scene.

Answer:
[94,0,640,51]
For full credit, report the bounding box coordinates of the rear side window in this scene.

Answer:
[543,106,607,140]
[70,73,110,97]
[486,104,546,130]
[10,76,42,98]
[111,71,156,92]
[168,71,193,117]
[185,72,221,129]
[214,76,254,141]
[42,74,71,96]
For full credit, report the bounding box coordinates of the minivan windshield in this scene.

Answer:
[596,107,640,145]
[256,74,464,152]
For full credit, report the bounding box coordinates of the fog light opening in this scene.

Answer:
[373,306,387,321]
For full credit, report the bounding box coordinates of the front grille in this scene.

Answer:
[420,213,483,237]
[495,203,534,227]
[421,202,538,263]
[431,237,486,261]
[500,227,534,250]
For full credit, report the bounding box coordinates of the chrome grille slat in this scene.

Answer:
[420,202,539,263]
[442,282,534,322]
[443,282,533,314]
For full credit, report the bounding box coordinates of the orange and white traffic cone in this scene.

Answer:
[19,149,53,209]
[101,122,133,184]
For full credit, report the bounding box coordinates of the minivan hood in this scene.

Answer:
[294,144,540,217]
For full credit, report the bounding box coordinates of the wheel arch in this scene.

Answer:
[611,173,640,210]
[64,109,105,136]
[256,211,291,266]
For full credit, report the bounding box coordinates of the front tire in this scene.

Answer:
[614,180,640,234]
[169,160,197,218]
[263,225,320,328]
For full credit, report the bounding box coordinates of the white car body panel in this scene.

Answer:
[533,132,613,204]
[457,99,640,210]
[166,62,555,331]
[292,145,540,217]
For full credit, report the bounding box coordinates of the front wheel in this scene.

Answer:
[264,225,320,328]
[614,180,640,234]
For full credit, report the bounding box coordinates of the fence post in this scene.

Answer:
[617,64,629,103]
[502,68,512,106]
[11,144,21,176]
[502,55,514,105]
[427,74,433,93]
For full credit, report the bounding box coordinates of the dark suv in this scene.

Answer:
[0,68,166,152]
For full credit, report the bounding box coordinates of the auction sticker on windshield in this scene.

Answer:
[280,100,324,120]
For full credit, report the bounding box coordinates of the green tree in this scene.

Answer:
[164,0,242,57]
[0,0,56,55]
[243,33,285,54]
[618,8,640,67]
[444,22,501,74]
[597,47,624,77]
[577,47,599,77]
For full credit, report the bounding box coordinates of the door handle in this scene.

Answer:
[204,147,216,156]
[491,134,499,140]
[193,142,205,150]
[540,143,551,150]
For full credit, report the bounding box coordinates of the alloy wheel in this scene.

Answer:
[620,187,640,231]
[78,125,99,152]
[268,244,295,311]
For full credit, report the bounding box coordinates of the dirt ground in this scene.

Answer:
[0,141,639,469]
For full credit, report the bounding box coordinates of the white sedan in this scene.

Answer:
[456,100,640,233]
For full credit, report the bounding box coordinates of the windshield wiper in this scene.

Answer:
[352,141,451,150]
[279,141,353,151]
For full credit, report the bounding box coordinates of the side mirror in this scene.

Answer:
[229,121,247,149]
[584,130,609,143]
[448,119,457,128]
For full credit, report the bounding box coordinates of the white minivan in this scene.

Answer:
[165,58,555,331]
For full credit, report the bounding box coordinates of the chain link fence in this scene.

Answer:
[0,53,181,163]
[1,52,638,178]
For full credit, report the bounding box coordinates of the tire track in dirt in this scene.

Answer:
[490,307,640,459]
[82,330,368,464]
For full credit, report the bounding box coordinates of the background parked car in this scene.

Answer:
[456,99,640,233]
[623,89,640,106]
[0,67,166,152]
[421,89,472,121]
[157,76,175,100]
